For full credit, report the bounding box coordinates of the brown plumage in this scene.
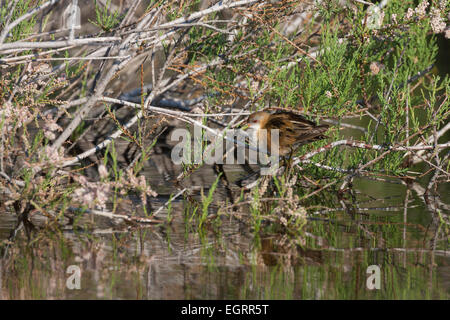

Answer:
[246,110,329,156]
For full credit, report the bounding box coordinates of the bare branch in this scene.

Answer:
[0,37,121,52]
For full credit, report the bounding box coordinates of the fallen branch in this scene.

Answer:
[295,139,450,164]
[70,208,163,224]
[0,37,122,52]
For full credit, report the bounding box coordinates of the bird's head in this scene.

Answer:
[246,111,270,130]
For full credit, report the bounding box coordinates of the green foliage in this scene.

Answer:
[90,0,121,32]
[1,0,36,42]
[199,173,221,228]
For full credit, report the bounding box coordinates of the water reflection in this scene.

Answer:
[0,176,448,299]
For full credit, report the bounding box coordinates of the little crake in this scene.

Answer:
[246,110,329,156]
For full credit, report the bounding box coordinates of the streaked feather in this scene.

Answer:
[247,110,328,156]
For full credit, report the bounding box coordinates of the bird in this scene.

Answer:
[245,110,329,157]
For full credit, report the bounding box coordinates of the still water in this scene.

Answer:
[0,159,448,299]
